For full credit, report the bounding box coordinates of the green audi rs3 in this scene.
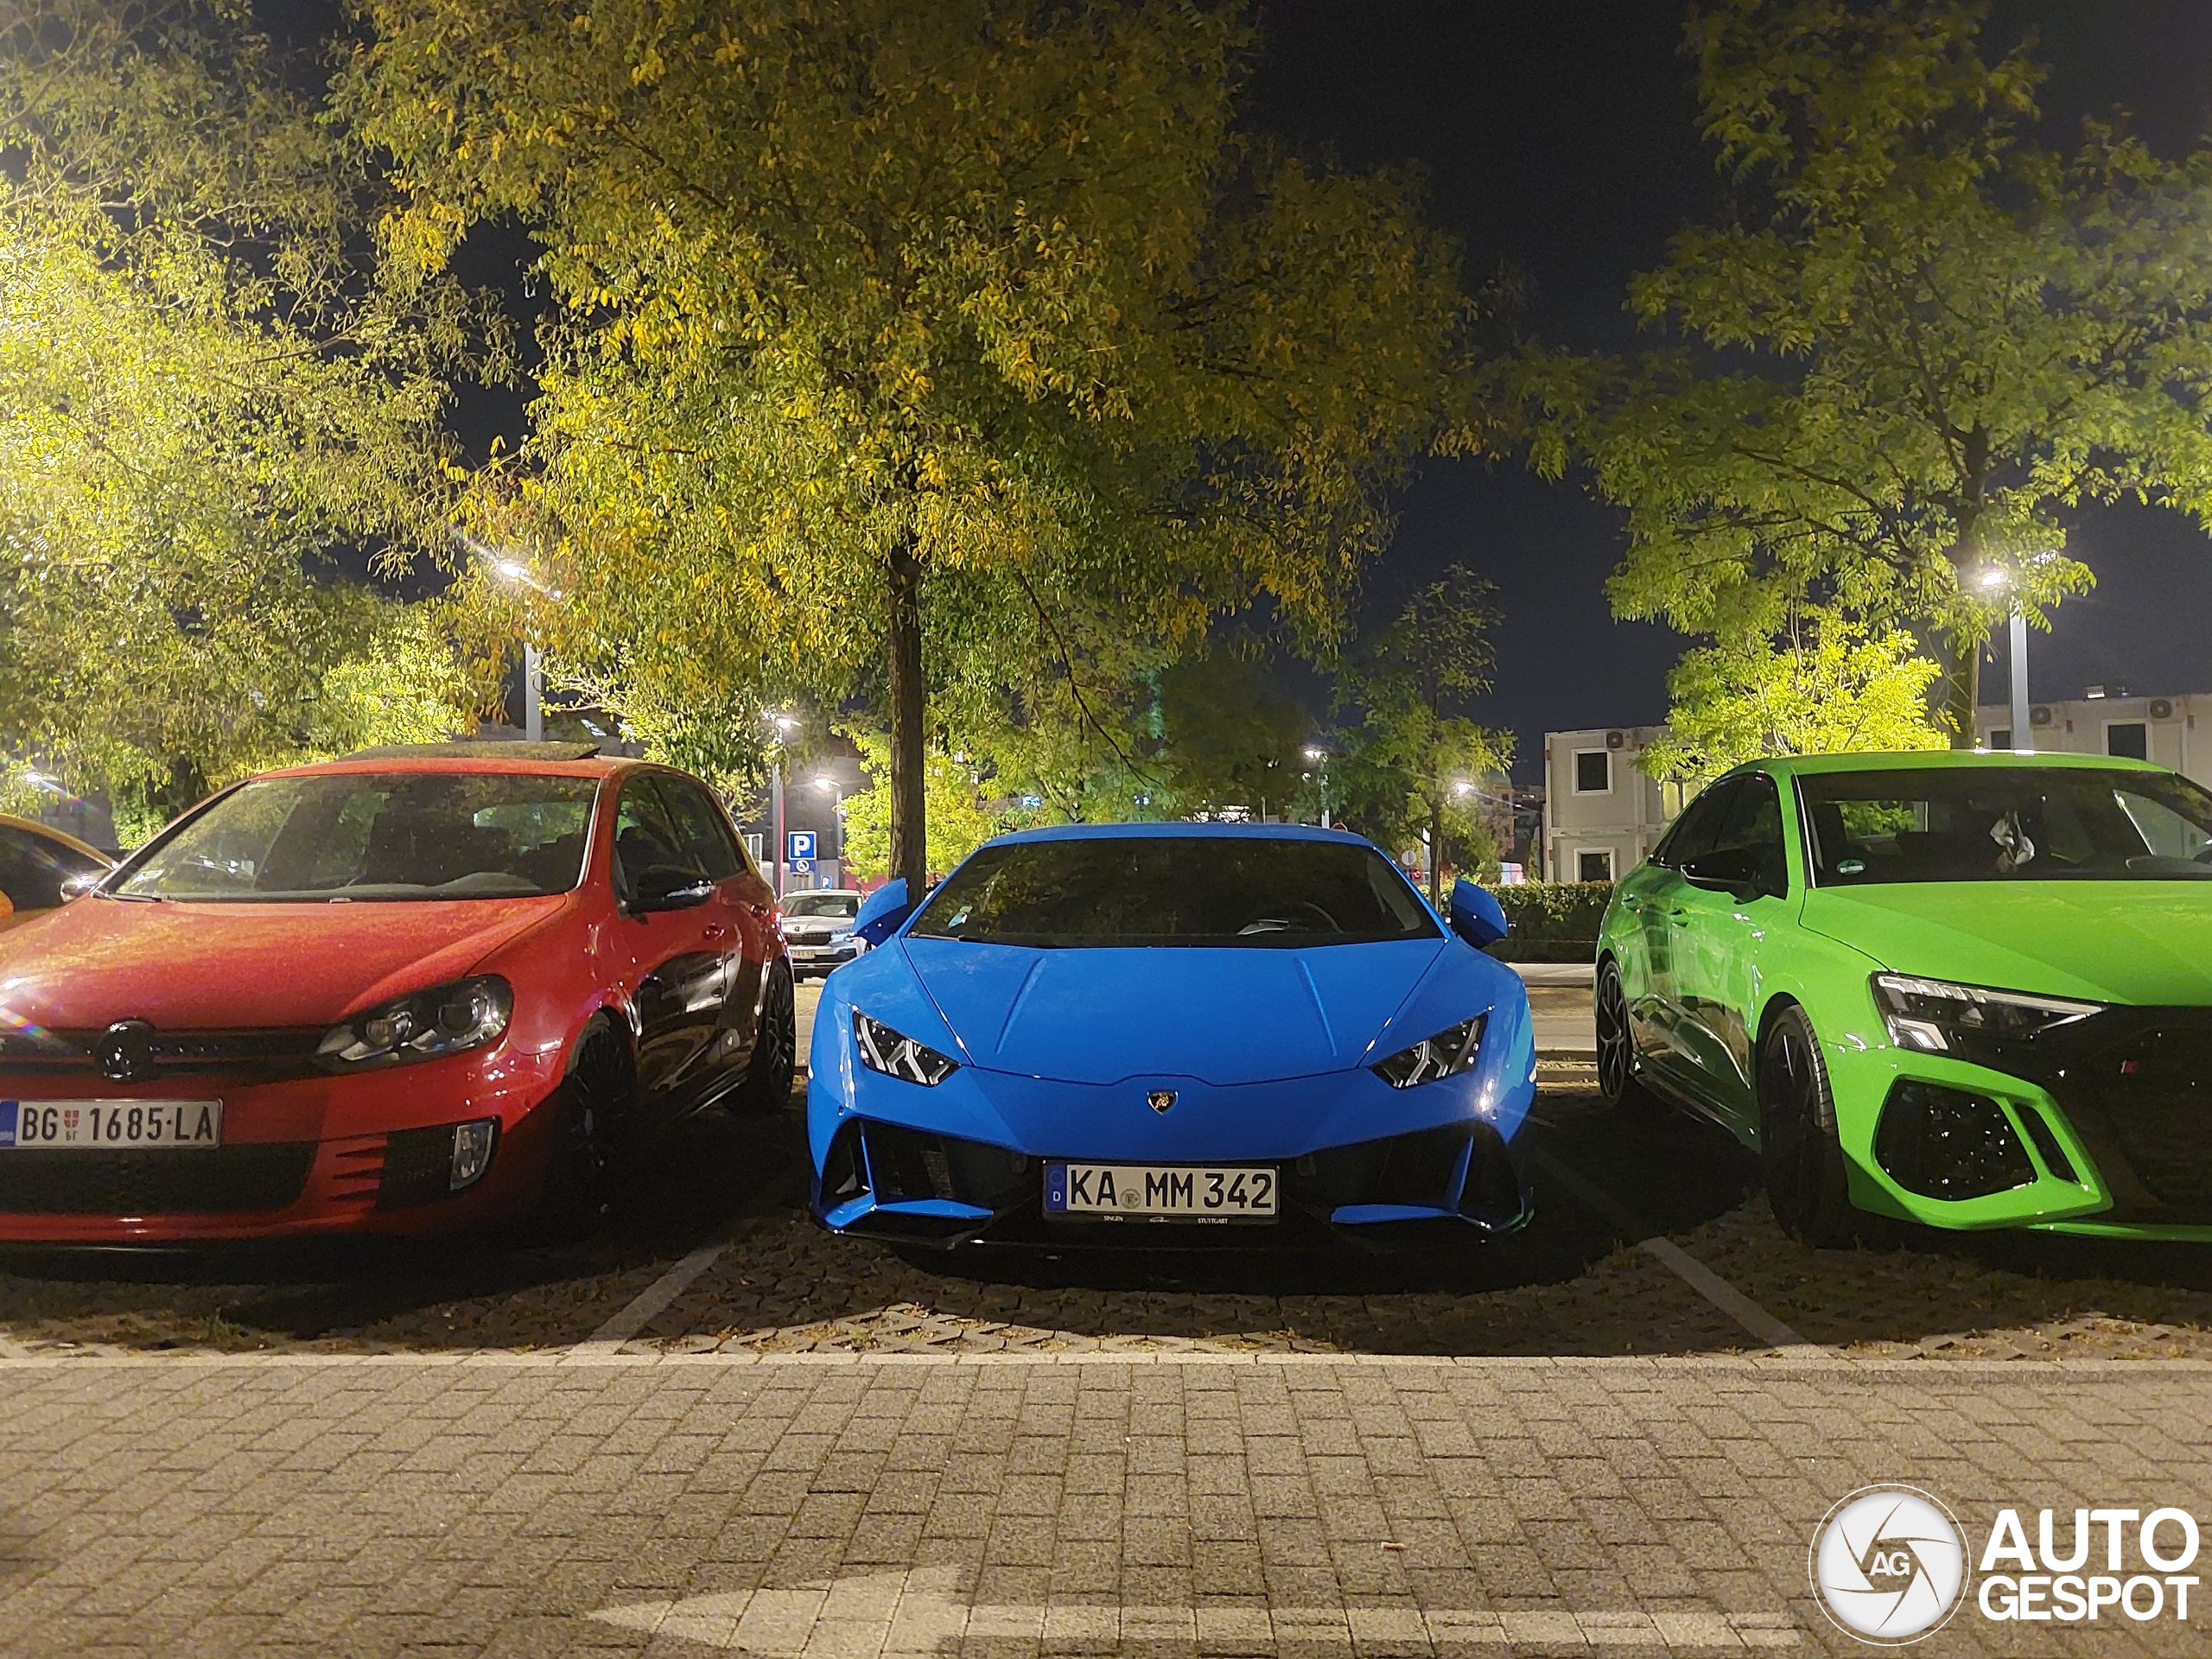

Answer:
[1594,750,2212,1244]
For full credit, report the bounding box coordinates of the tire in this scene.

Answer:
[532,1016,632,1241]
[1758,1004,1861,1248]
[1594,959,1666,1118]
[730,958,798,1115]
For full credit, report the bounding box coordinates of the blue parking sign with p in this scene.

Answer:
[787,831,815,863]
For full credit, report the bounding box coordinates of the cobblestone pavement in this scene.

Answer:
[1,1351,2207,1656]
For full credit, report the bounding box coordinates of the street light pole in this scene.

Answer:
[1303,747,1329,829]
[523,640,543,743]
[814,776,844,883]
[2008,607,2031,753]
[763,713,798,899]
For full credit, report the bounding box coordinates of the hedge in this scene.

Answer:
[1484,880,1613,963]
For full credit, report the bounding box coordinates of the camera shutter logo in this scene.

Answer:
[1809,1485,1969,1644]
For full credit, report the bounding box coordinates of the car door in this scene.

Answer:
[1669,772,1789,1132]
[0,823,108,931]
[1621,779,1739,1098]
[653,772,780,1101]
[613,775,732,1113]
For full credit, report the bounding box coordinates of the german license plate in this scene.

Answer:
[0,1100,223,1150]
[1046,1162,1277,1220]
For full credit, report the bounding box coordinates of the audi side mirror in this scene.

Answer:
[632,864,715,913]
[853,877,916,946]
[1447,877,1510,949]
[1681,849,1777,901]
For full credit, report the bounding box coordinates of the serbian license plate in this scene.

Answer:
[1046,1162,1277,1220]
[0,1099,223,1150]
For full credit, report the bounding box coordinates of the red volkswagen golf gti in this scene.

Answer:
[0,744,796,1242]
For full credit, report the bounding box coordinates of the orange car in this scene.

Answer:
[0,814,111,932]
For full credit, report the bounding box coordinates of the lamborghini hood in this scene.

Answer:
[900,937,1448,1086]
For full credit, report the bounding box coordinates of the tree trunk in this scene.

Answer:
[1934,630,1981,749]
[887,538,928,894]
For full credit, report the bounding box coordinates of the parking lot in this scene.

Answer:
[6,982,2212,1366]
[7,981,2212,1656]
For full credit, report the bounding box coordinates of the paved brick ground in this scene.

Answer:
[1,1353,2206,1656]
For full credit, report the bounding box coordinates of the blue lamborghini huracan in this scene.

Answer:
[806,823,1536,1251]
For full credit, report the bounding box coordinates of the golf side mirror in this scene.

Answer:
[1447,877,1510,949]
[853,877,916,946]
[632,864,715,913]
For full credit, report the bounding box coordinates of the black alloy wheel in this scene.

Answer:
[1758,1004,1863,1248]
[1595,959,1664,1117]
[533,1015,633,1240]
[731,959,798,1115]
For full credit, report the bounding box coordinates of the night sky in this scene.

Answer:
[1250,0,2212,778]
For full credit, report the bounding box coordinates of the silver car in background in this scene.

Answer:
[780,887,865,978]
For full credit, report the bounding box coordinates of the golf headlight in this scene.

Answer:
[854,1011,958,1085]
[1870,974,2100,1054]
[317,976,514,1070]
[1372,1015,1486,1088]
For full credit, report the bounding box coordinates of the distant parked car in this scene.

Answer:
[780,887,864,978]
[1595,750,2212,1245]
[0,814,111,933]
[0,742,795,1243]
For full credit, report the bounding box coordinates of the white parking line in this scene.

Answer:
[567,1237,729,1358]
[1533,1149,1827,1359]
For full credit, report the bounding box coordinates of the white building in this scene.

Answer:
[1540,726,1683,884]
[1973,690,2212,788]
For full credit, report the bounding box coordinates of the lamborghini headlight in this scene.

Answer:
[317,976,513,1070]
[1869,974,2101,1054]
[1371,1015,1485,1088]
[854,1011,958,1086]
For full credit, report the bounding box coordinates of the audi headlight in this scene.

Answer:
[1869,974,2100,1054]
[854,1011,958,1085]
[1372,1015,1485,1088]
[317,976,513,1070]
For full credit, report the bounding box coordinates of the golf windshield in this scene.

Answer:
[783,893,858,919]
[908,837,1440,947]
[112,773,599,901]
[1800,766,2212,885]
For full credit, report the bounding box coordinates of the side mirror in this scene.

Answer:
[852,877,915,947]
[1447,877,1510,949]
[1681,849,1777,901]
[632,864,715,913]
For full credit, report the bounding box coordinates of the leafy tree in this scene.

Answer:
[0,1,484,815]
[348,0,1471,889]
[1154,653,1306,819]
[1540,0,2212,741]
[1640,608,1948,786]
[1332,564,1511,903]
[836,731,1027,884]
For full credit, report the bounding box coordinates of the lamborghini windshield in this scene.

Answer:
[909,836,1440,947]
[1800,766,2212,885]
[113,772,598,901]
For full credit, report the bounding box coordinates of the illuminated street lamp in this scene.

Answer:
[1303,746,1331,829]
[468,538,561,743]
[764,713,798,898]
[814,774,845,880]
[1980,565,2033,752]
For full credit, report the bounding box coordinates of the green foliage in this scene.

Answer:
[347,0,1472,861]
[1331,565,1512,886]
[0,1,483,807]
[308,613,474,757]
[1540,0,2212,734]
[1490,881,1613,963]
[1153,654,1306,817]
[1641,609,1949,786]
[836,732,1030,882]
